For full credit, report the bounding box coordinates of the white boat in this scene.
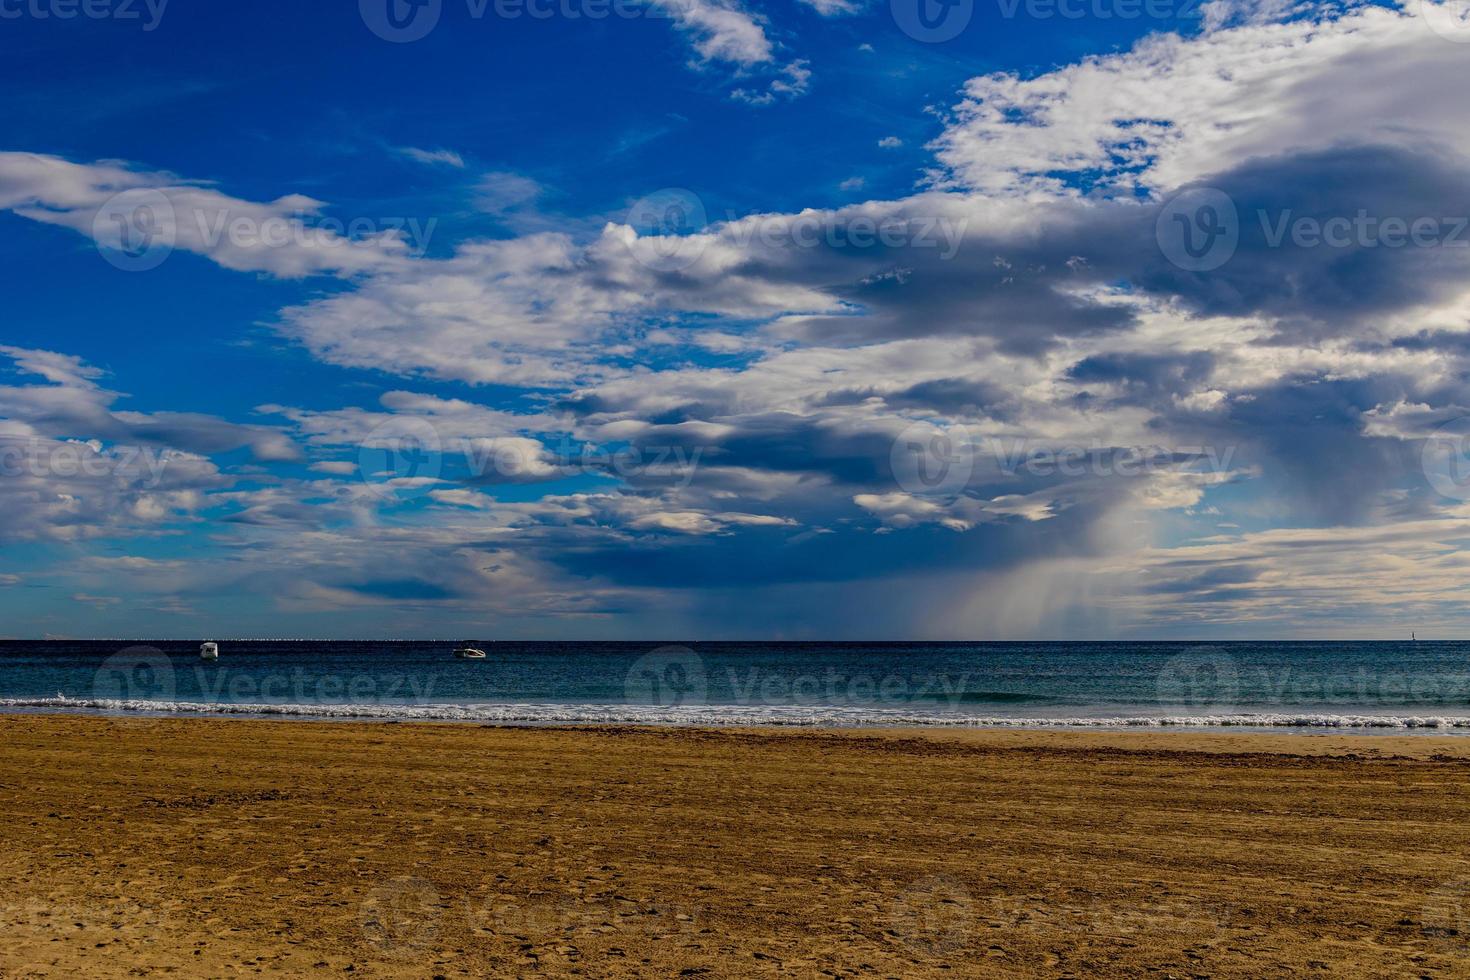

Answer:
[454,646,487,660]
[200,641,219,662]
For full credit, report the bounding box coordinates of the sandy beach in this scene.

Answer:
[3,715,1470,977]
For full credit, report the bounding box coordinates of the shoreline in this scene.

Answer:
[11,708,1470,755]
[14,697,1470,736]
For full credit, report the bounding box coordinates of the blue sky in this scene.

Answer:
[3,0,1470,638]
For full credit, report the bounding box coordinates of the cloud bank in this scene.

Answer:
[4,2,1470,636]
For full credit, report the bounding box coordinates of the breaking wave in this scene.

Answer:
[9,696,1470,730]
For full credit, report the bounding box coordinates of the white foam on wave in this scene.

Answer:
[8,696,1470,730]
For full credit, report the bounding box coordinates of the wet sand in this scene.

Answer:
[3,714,1470,976]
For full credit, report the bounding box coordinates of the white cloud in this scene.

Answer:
[0,152,416,278]
[428,488,495,509]
[0,345,299,463]
[653,0,775,66]
[732,59,812,105]
[271,218,836,387]
[396,146,465,168]
[1108,510,1470,632]
[627,509,793,534]
[463,436,562,483]
[933,5,1470,198]
[854,488,1060,532]
[473,171,542,216]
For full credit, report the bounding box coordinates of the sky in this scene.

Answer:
[3,0,1470,638]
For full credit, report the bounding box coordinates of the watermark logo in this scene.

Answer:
[885,430,1238,496]
[995,0,1201,20]
[624,645,708,707]
[624,188,708,273]
[888,874,974,956]
[1422,419,1470,501]
[192,209,438,258]
[92,645,176,702]
[891,0,974,42]
[621,191,969,269]
[0,0,169,30]
[546,436,705,489]
[1156,187,1238,272]
[1257,209,1469,250]
[1422,0,1470,42]
[360,0,442,41]
[1422,878,1470,953]
[988,893,1230,937]
[92,189,176,272]
[890,421,976,496]
[1159,194,1469,270]
[191,666,439,706]
[360,0,671,42]
[359,417,444,499]
[0,438,175,488]
[470,895,700,939]
[0,897,175,941]
[360,877,443,958]
[1156,645,1239,713]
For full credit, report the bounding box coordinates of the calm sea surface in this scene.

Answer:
[2,640,1468,732]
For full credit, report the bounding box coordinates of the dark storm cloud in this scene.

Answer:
[1067,352,1217,407]
[1139,563,1264,595]
[761,144,1470,359]
[1188,376,1422,525]
[537,494,1110,589]
[345,579,459,601]
[1138,144,1470,328]
[884,378,1019,419]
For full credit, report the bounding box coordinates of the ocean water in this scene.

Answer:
[2,640,1469,732]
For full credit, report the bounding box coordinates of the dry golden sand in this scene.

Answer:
[4,716,1470,977]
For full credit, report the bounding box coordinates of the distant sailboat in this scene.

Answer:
[1412,631,1417,642]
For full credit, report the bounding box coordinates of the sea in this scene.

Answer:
[2,639,1469,732]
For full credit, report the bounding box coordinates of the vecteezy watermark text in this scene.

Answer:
[192,211,438,256]
[91,648,439,709]
[92,189,438,272]
[0,0,168,30]
[623,646,975,709]
[890,0,1200,43]
[1156,187,1470,272]
[987,893,1232,938]
[1157,647,1470,714]
[356,421,707,499]
[622,188,969,272]
[0,438,176,487]
[996,0,1200,19]
[359,0,676,42]
[1257,210,1470,250]
[890,424,1239,496]
[358,871,702,960]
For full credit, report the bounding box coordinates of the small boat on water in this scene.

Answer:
[454,645,487,660]
[200,641,219,662]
